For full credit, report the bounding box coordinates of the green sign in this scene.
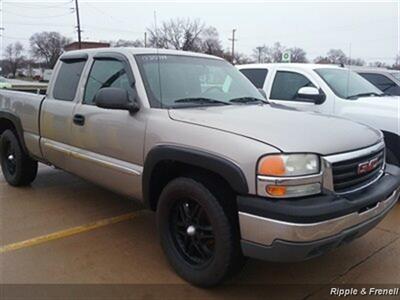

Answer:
[282,51,291,63]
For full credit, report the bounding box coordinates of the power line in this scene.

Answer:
[5,1,73,10]
[3,10,74,19]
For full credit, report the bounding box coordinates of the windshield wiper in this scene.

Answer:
[229,97,267,104]
[346,92,382,99]
[173,97,231,106]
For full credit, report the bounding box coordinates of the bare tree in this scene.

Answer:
[252,45,270,63]
[393,54,400,70]
[200,26,223,56]
[288,47,307,63]
[4,42,25,77]
[326,49,347,64]
[368,61,388,68]
[314,56,331,64]
[147,18,204,51]
[110,39,144,47]
[30,32,71,69]
[346,58,365,66]
[269,42,285,62]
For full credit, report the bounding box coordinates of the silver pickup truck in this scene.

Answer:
[0,48,399,287]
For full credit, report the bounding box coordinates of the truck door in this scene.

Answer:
[40,54,88,171]
[267,69,328,113]
[68,53,145,199]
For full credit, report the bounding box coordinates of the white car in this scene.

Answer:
[237,63,400,166]
[0,76,12,89]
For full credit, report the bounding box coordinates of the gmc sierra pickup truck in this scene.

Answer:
[238,63,400,166]
[1,48,399,287]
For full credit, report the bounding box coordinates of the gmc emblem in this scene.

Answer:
[357,157,379,175]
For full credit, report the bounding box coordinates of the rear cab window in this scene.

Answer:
[53,59,86,101]
[239,68,268,88]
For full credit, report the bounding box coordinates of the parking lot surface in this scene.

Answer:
[1,165,399,299]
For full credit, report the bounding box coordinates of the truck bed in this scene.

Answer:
[0,89,45,158]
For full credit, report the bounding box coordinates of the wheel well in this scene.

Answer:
[148,160,236,211]
[0,118,17,136]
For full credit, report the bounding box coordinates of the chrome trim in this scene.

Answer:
[258,173,323,186]
[43,140,142,176]
[239,187,399,246]
[257,172,323,198]
[322,141,386,194]
[324,141,384,164]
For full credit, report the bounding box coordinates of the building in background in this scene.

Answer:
[64,41,110,52]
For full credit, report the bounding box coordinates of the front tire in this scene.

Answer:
[156,177,243,287]
[0,130,38,186]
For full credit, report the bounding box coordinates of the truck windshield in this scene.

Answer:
[315,68,383,99]
[135,54,264,108]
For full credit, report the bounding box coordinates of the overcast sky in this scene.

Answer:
[1,0,399,64]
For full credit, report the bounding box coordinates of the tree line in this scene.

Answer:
[2,18,400,77]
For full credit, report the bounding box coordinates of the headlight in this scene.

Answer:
[258,154,319,177]
[257,154,321,198]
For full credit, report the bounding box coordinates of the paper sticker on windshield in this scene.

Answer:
[223,76,232,93]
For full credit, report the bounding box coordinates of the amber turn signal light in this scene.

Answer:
[266,185,287,197]
[258,155,286,176]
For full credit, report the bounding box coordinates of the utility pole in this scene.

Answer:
[256,46,264,63]
[144,32,147,48]
[228,29,237,64]
[74,0,82,49]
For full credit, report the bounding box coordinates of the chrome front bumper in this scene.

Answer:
[239,187,399,246]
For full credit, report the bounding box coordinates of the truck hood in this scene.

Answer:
[169,104,382,155]
[356,95,399,109]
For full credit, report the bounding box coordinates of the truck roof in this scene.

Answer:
[237,63,344,70]
[61,47,223,60]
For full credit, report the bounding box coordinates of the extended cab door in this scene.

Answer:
[68,52,145,199]
[266,68,329,113]
[40,54,88,171]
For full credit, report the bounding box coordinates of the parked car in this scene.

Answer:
[238,64,400,166]
[1,49,399,287]
[0,76,12,89]
[349,67,400,96]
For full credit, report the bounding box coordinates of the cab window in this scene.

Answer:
[359,73,399,95]
[83,59,133,105]
[239,68,268,88]
[53,59,86,101]
[270,71,315,100]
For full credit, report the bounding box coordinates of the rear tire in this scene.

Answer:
[156,177,243,287]
[0,130,38,186]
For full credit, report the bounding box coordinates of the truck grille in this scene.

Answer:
[332,148,384,193]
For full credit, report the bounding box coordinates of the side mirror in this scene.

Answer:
[94,87,139,113]
[258,88,267,99]
[297,87,326,104]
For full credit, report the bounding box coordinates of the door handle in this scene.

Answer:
[73,114,85,126]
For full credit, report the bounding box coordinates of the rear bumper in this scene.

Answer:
[238,165,400,262]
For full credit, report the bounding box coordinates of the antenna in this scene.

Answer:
[345,43,352,98]
[154,10,163,107]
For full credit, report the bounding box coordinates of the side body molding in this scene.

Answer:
[142,145,249,208]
